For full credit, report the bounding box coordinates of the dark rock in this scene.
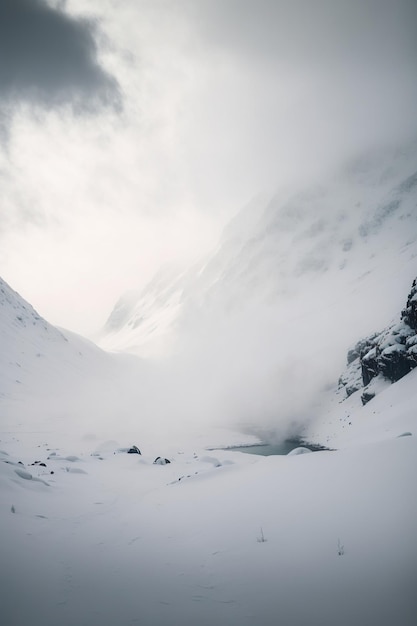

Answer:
[406,335,417,368]
[127,445,141,455]
[153,457,171,465]
[339,278,417,402]
[361,346,379,386]
[378,344,411,382]
[401,278,417,331]
[361,389,376,405]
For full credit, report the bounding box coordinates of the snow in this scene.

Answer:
[1,301,416,626]
[1,410,416,626]
[98,141,417,363]
[286,446,312,455]
[1,142,417,624]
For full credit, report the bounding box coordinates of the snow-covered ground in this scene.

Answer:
[2,136,417,624]
[1,380,416,626]
[1,275,416,625]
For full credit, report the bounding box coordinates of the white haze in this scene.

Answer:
[1,0,416,335]
[1,0,416,444]
[91,136,417,442]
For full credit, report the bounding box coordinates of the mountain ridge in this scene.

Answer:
[98,140,417,360]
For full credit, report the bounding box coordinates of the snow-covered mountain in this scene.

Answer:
[98,262,192,357]
[303,276,417,447]
[99,141,417,364]
[2,144,417,625]
[0,276,109,397]
[0,276,150,442]
[96,141,417,440]
[1,272,417,626]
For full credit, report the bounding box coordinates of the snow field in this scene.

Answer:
[1,418,416,626]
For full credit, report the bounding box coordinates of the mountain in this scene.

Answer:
[96,141,417,438]
[1,275,416,626]
[99,141,417,364]
[0,276,148,442]
[302,276,417,448]
[98,262,193,358]
[1,150,417,626]
[337,277,417,404]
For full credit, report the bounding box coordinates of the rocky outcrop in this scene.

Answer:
[338,278,417,404]
[401,278,417,331]
[127,445,141,455]
[153,457,171,465]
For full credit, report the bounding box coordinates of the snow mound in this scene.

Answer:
[287,446,312,456]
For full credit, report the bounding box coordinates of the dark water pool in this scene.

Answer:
[218,439,327,456]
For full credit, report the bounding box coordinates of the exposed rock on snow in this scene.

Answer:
[401,277,417,331]
[127,445,141,455]
[338,278,417,405]
[153,456,171,465]
[1,240,417,626]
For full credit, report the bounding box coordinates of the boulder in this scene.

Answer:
[153,457,170,465]
[361,345,378,386]
[401,278,417,331]
[361,389,376,406]
[127,445,141,455]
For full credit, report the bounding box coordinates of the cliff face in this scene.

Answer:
[401,277,417,332]
[339,278,417,404]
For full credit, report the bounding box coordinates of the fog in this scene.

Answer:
[1,1,417,443]
[1,0,416,335]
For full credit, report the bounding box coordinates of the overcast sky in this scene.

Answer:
[1,0,416,335]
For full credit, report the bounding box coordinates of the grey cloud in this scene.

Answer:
[0,0,121,114]
[191,0,417,70]
[171,0,417,209]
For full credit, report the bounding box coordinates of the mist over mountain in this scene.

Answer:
[101,141,417,350]
[2,3,417,622]
[0,276,152,442]
[98,140,417,439]
[1,143,417,626]
[2,139,417,442]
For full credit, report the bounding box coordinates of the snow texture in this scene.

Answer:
[1,143,417,626]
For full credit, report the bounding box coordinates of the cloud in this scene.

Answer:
[176,0,417,200]
[191,0,417,68]
[0,0,121,116]
[1,0,417,339]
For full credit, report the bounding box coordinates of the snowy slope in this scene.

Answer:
[0,275,70,399]
[97,194,274,357]
[98,263,192,357]
[1,235,417,625]
[0,276,151,442]
[1,141,417,625]
[0,355,416,626]
[99,141,417,362]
